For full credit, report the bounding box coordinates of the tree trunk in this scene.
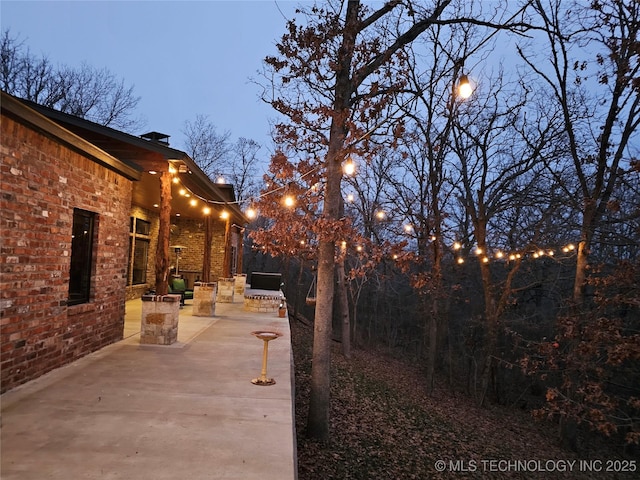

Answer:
[155,171,171,295]
[478,250,498,407]
[573,239,589,304]
[337,258,351,359]
[202,215,212,283]
[222,219,232,278]
[306,239,336,441]
[306,0,360,444]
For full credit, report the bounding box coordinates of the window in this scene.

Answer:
[128,217,151,285]
[68,208,96,305]
[132,238,150,284]
[135,219,151,235]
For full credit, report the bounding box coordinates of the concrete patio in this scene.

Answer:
[1,296,297,480]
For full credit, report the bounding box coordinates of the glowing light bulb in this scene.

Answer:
[453,242,461,250]
[203,207,211,215]
[343,158,356,176]
[457,257,465,264]
[246,208,257,219]
[284,195,295,208]
[458,75,473,99]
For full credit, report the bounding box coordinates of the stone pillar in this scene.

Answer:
[192,282,217,317]
[234,273,247,296]
[140,294,181,345]
[216,277,235,303]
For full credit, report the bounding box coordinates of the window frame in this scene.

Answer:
[68,208,96,306]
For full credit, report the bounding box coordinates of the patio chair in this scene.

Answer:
[169,277,194,305]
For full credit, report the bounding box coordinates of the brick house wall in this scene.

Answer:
[0,114,134,393]
[169,216,229,285]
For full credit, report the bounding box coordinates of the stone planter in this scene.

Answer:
[244,292,282,313]
[216,277,235,303]
[140,294,181,345]
[192,282,217,317]
[234,273,247,296]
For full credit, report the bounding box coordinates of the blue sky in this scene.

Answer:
[1,0,299,154]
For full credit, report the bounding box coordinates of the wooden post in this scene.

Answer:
[155,170,172,295]
[236,225,244,275]
[222,218,232,278]
[202,214,213,283]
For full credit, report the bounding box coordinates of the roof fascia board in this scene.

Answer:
[1,92,142,181]
[9,93,247,224]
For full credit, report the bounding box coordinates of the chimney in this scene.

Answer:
[140,131,170,145]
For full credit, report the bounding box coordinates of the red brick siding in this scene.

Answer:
[0,115,133,393]
[169,217,228,281]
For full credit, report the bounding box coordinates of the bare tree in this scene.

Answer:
[262,0,534,441]
[230,137,263,204]
[1,29,143,131]
[518,0,640,304]
[181,114,231,180]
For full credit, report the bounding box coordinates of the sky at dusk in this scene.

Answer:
[1,0,300,156]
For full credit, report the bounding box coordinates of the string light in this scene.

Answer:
[458,74,473,99]
[283,195,296,208]
[246,207,257,219]
[343,157,356,176]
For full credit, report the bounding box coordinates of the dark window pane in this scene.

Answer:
[127,237,133,286]
[68,209,95,305]
[132,239,149,285]
[135,219,151,235]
